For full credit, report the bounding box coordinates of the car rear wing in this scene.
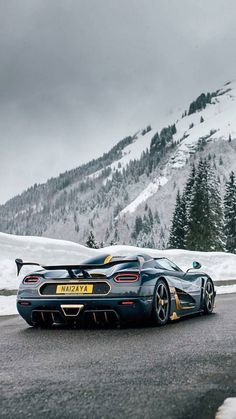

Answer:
[15,257,144,278]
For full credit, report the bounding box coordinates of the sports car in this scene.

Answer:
[16,253,216,327]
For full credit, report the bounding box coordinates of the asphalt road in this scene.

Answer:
[0,295,235,419]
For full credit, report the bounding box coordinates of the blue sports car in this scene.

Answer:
[16,253,215,327]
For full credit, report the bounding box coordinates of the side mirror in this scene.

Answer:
[192,261,201,270]
[184,261,202,275]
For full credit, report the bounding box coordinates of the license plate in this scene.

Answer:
[56,284,93,294]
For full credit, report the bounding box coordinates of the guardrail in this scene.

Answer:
[213,279,236,286]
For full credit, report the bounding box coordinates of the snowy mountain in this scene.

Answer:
[1,81,236,248]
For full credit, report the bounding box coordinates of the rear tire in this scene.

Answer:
[151,279,170,326]
[203,279,215,314]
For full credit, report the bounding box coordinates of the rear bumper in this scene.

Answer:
[17,296,153,325]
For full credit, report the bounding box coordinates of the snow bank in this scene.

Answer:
[215,285,236,295]
[0,233,236,316]
[216,398,236,419]
[101,245,236,281]
[0,296,17,316]
[0,232,96,290]
[1,233,236,292]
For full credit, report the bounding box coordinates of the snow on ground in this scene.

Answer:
[87,128,156,183]
[1,233,236,290]
[0,296,17,315]
[0,232,96,290]
[120,175,168,215]
[215,285,236,294]
[169,82,236,170]
[102,245,236,282]
[216,398,236,419]
[0,233,236,315]
[108,129,155,177]
[87,168,104,180]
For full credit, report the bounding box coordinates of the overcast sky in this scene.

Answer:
[0,0,236,204]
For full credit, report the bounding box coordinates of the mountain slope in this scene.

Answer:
[1,81,236,247]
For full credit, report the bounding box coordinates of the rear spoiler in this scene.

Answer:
[15,257,143,278]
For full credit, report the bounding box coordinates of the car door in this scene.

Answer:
[156,259,201,313]
[155,259,187,316]
[181,272,202,310]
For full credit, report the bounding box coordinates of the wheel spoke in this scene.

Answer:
[159,307,165,320]
[204,281,214,313]
[155,282,170,323]
[208,283,212,293]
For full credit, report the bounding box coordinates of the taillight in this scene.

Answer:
[119,301,135,305]
[23,275,41,284]
[113,273,139,283]
[18,301,31,306]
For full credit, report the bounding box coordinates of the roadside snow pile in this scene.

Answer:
[0,232,96,290]
[215,285,236,295]
[102,245,236,282]
[1,233,236,292]
[216,398,236,419]
[0,296,17,315]
[0,233,236,316]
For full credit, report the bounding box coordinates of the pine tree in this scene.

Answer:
[142,214,152,234]
[86,231,98,248]
[182,164,195,234]
[134,216,143,236]
[154,210,160,224]
[185,160,211,250]
[183,164,195,200]
[168,191,186,249]
[186,159,225,251]
[148,208,154,226]
[105,228,109,242]
[207,164,225,251]
[114,228,119,243]
[224,172,236,253]
[200,116,204,123]
[150,132,160,153]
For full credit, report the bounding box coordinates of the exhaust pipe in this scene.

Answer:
[86,310,120,325]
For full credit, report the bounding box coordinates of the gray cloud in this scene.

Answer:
[0,0,236,203]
